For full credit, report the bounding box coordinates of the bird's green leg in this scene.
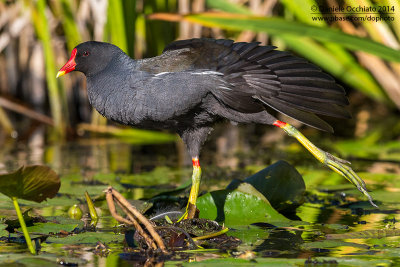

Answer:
[273,120,377,207]
[179,157,202,221]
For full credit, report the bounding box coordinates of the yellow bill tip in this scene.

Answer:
[56,71,66,78]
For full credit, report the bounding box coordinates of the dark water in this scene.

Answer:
[0,134,399,266]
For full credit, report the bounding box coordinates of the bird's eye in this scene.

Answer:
[82,51,90,57]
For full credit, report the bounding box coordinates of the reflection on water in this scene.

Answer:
[0,132,399,266]
[0,137,179,175]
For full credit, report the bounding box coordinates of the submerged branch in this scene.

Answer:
[105,187,167,252]
[105,188,156,250]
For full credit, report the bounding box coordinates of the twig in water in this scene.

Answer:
[105,188,156,250]
[105,187,167,253]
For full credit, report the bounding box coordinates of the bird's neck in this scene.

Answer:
[87,52,135,77]
[86,63,130,119]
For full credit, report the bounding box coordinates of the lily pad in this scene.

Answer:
[0,165,60,203]
[169,256,392,266]
[227,160,305,212]
[0,223,8,237]
[46,231,124,245]
[0,253,84,267]
[197,182,289,226]
[22,222,79,235]
[326,229,400,240]
[301,239,370,250]
[227,225,270,248]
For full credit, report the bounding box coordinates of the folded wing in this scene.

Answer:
[149,38,351,132]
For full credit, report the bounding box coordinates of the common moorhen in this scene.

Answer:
[57,38,376,218]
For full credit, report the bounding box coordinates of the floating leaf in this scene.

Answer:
[197,183,289,226]
[227,160,305,212]
[172,257,390,266]
[326,229,400,240]
[301,239,370,250]
[0,223,8,237]
[46,216,85,228]
[0,253,85,266]
[0,165,60,203]
[22,222,79,235]
[46,231,124,245]
[227,225,270,247]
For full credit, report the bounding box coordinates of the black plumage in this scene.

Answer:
[58,38,375,216]
[64,39,349,156]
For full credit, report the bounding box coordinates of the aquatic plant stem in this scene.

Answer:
[12,197,35,254]
[85,191,98,227]
[192,227,229,241]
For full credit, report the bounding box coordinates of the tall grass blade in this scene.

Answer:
[183,13,400,62]
[107,0,128,53]
[123,0,137,57]
[382,0,400,39]
[279,0,387,102]
[280,35,388,102]
[28,0,66,137]
[145,0,176,56]
[59,0,82,50]
[0,107,14,134]
[205,0,252,15]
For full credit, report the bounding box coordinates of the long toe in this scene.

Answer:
[324,154,378,208]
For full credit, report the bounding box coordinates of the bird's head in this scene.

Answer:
[57,41,123,78]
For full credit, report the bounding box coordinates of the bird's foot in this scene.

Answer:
[320,150,378,208]
[274,120,377,208]
[177,157,202,222]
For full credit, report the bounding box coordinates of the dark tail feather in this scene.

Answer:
[257,96,334,133]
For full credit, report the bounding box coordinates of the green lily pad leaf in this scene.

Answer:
[0,255,56,267]
[227,225,270,247]
[326,229,400,240]
[227,160,305,212]
[0,165,60,203]
[173,256,391,266]
[197,182,289,226]
[301,239,370,250]
[0,253,85,267]
[22,222,79,235]
[46,216,85,229]
[0,223,8,237]
[46,231,124,245]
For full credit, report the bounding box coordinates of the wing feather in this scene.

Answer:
[156,38,350,131]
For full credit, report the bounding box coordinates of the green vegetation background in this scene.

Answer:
[0,0,399,141]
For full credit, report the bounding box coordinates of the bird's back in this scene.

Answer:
[138,38,350,132]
